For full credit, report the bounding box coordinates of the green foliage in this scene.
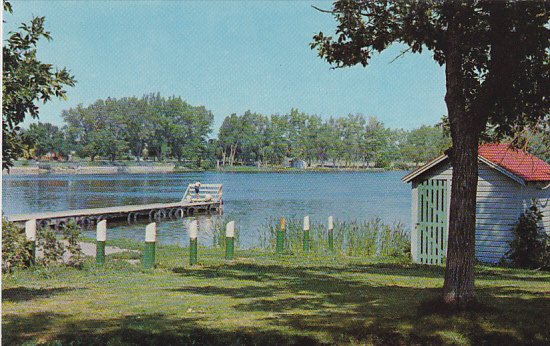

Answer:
[61,221,84,268]
[506,203,550,269]
[260,217,410,259]
[208,216,240,249]
[2,2,76,169]
[62,93,213,162]
[2,219,33,273]
[400,125,451,165]
[37,226,65,266]
[22,122,69,158]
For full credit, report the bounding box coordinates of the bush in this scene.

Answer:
[506,203,550,269]
[2,218,85,272]
[2,219,34,273]
[37,226,65,266]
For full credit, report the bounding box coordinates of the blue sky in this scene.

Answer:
[6,1,447,133]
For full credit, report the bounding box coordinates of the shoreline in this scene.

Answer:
[3,163,412,176]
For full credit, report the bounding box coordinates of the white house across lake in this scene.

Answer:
[403,143,550,265]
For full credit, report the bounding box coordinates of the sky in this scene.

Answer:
[6,0,447,133]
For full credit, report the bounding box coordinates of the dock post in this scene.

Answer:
[189,220,198,265]
[328,216,334,252]
[96,220,107,265]
[143,223,156,269]
[303,216,310,253]
[276,217,285,254]
[225,221,235,260]
[25,219,37,265]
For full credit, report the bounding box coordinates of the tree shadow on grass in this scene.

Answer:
[2,287,86,303]
[172,262,550,345]
[2,312,320,346]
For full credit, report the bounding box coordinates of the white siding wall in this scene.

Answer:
[412,160,527,264]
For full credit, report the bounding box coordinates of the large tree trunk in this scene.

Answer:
[442,8,481,307]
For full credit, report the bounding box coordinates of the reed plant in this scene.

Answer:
[210,215,240,249]
[259,217,410,258]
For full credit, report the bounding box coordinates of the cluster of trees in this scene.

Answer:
[218,109,450,168]
[33,94,215,164]
[22,103,452,168]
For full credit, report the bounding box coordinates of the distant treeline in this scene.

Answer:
[19,94,549,168]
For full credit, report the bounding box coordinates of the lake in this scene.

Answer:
[2,171,411,248]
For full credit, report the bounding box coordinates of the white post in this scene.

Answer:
[189,220,198,265]
[303,216,310,231]
[96,220,107,242]
[189,220,198,240]
[226,221,235,238]
[25,219,37,263]
[25,219,37,241]
[328,216,334,231]
[143,222,156,269]
[145,222,156,242]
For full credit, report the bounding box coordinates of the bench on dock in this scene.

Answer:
[182,183,223,203]
[6,183,223,229]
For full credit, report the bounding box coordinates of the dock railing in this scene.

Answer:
[182,184,223,203]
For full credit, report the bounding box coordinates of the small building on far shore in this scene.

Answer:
[402,143,550,265]
[284,158,308,169]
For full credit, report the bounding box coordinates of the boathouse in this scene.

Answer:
[402,143,550,265]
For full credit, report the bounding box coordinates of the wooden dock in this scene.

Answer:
[6,183,223,229]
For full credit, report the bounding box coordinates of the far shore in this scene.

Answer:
[3,162,413,176]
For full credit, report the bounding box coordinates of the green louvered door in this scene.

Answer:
[417,179,448,265]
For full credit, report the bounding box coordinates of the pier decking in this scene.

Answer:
[6,183,223,229]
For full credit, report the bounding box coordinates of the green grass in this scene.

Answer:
[3,239,550,345]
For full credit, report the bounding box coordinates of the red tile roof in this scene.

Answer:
[478,143,550,182]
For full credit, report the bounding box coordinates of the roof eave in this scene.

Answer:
[402,154,448,183]
[402,154,527,186]
[477,155,525,185]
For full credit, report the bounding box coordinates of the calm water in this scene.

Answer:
[2,172,411,248]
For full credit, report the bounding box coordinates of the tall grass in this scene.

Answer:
[259,217,410,258]
[209,215,240,249]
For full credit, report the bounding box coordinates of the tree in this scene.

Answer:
[2,1,76,169]
[23,122,67,158]
[312,1,549,306]
[401,125,450,166]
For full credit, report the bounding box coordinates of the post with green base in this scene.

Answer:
[25,219,37,265]
[225,221,235,260]
[328,216,334,252]
[303,215,310,253]
[96,220,107,265]
[276,217,285,255]
[189,220,198,266]
[143,223,156,269]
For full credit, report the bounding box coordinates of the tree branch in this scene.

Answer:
[311,5,335,14]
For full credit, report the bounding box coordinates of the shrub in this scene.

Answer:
[37,226,65,266]
[61,221,84,268]
[3,218,85,271]
[2,219,33,272]
[506,203,550,269]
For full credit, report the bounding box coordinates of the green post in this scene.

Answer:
[190,239,198,265]
[143,223,156,269]
[276,217,285,254]
[96,220,107,265]
[189,220,198,266]
[225,221,235,260]
[328,216,334,252]
[25,219,37,265]
[303,215,310,253]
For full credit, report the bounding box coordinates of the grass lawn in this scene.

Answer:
[3,239,550,345]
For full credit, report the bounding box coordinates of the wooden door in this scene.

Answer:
[417,179,448,264]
